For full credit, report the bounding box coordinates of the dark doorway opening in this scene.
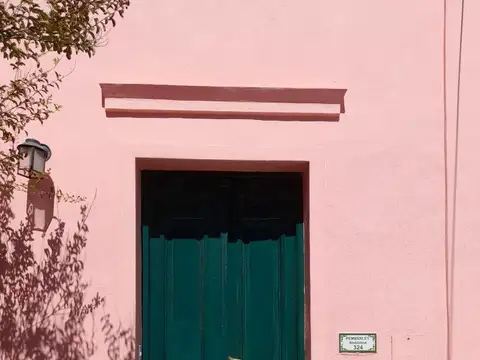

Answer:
[141,171,305,360]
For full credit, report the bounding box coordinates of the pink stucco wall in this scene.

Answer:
[3,0,480,359]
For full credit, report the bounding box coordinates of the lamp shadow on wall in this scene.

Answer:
[26,174,55,233]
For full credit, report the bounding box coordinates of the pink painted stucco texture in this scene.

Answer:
[3,0,480,359]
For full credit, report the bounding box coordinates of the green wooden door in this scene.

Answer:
[141,171,304,360]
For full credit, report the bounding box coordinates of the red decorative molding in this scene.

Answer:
[100,83,347,121]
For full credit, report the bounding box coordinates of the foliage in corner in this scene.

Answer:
[0,0,129,192]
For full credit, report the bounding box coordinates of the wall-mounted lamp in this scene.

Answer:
[17,139,52,179]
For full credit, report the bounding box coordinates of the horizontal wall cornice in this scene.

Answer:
[100,83,347,121]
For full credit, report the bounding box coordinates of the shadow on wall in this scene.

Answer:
[0,173,135,360]
[26,174,55,232]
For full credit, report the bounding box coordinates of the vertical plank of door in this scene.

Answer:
[296,223,305,360]
[166,238,203,360]
[165,238,174,360]
[225,237,244,360]
[244,237,280,360]
[142,226,150,360]
[273,236,281,360]
[203,233,228,360]
[281,233,298,360]
[242,240,250,360]
[149,236,166,360]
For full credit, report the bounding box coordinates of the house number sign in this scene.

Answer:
[339,333,377,353]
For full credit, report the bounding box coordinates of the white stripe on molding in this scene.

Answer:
[104,98,341,114]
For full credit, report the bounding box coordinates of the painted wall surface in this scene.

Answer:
[2,0,480,359]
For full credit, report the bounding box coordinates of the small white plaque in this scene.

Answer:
[339,333,377,353]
